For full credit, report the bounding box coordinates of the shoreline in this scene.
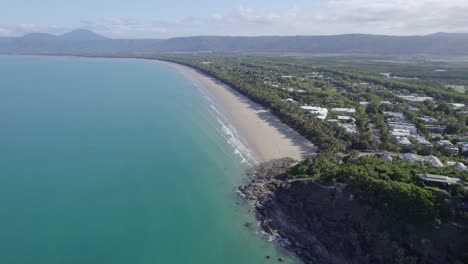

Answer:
[167,62,317,163]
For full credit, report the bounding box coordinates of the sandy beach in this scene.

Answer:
[173,64,317,162]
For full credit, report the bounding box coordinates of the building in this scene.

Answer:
[451,103,466,109]
[457,142,468,153]
[418,174,461,185]
[437,140,459,155]
[426,125,446,133]
[398,95,433,102]
[337,116,356,122]
[417,116,438,123]
[300,106,328,120]
[400,154,444,167]
[415,135,433,148]
[388,122,417,133]
[408,106,420,111]
[285,98,297,103]
[382,154,393,161]
[400,153,423,162]
[383,112,405,120]
[339,123,358,134]
[447,161,468,172]
[425,155,444,167]
[331,108,356,114]
[397,137,412,148]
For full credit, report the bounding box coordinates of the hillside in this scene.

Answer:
[0,30,468,55]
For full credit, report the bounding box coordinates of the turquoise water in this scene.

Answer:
[0,56,297,264]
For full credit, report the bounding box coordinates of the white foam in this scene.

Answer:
[192,81,258,167]
[215,117,258,167]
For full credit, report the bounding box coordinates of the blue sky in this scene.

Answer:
[1,0,467,38]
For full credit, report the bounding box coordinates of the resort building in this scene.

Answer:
[300,106,328,120]
[417,116,438,123]
[418,174,461,185]
[408,106,420,112]
[415,135,433,148]
[398,95,433,102]
[437,140,460,155]
[331,108,356,114]
[457,142,468,153]
[400,154,444,167]
[337,116,356,122]
[396,137,412,148]
[451,103,466,109]
[383,112,405,120]
[426,125,446,133]
[447,161,468,172]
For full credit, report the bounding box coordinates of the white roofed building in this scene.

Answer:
[332,108,356,114]
[300,106,328,120]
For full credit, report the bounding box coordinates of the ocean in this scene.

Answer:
[0,56,297,264]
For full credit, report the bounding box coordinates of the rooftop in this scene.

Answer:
[419,174,461,185]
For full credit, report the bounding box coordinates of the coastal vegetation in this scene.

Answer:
[151,53,468,263]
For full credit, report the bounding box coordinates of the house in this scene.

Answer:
[285,98,297,103]
[300,106,328,120]
[418,174,461,185]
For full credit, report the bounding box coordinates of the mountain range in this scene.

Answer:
[1,29,468,56]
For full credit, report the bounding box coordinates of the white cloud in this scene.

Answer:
[207,0,468,35]
[1,1,467,38]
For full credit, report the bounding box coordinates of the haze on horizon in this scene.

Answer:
[1,0,468,39]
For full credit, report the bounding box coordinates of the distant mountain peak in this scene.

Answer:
[427,32,468,38]
[59,29,109,41]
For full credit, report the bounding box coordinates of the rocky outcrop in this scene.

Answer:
[239,159,468,264]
